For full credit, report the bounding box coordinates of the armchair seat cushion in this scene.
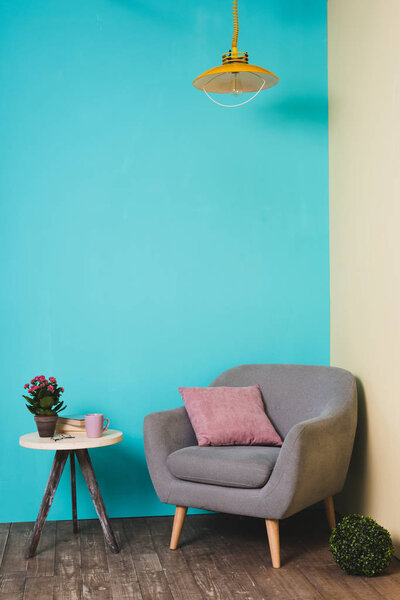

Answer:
[167,445,280,489]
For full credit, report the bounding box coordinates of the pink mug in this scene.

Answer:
[85,413,110,438]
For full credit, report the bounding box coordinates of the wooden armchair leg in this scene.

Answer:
[324,496,336,530]
[170,506,187,550]
[265,519,280,568]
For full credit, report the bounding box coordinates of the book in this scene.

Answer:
[57,421,85,429]
[57,415,85,426]
[56,414,86,434]
[55,424,85,432]
[55,424,86,434]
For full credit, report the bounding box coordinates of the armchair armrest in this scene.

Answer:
[143,407,197,503]
[258,391,357,519]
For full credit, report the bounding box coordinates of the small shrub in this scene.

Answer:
[329,514,393,576]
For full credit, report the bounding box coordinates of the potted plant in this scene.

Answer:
[23,375,66,437]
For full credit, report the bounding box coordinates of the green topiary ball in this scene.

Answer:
[329,514,393,576]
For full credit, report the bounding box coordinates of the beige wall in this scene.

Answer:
[329,0,400,554]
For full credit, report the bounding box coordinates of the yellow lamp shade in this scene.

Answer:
[192,62,279,94]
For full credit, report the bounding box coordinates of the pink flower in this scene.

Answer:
[31,375,43,383]
[24,383,29,389]
[40,383,45,387]
[48,385,54,393]
[30,386,38,392]
[60,387,64,393]
[49,377,56,383]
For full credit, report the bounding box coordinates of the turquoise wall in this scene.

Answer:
[0,0,328,522]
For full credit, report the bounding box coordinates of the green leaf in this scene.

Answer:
[39,396,54,409]
[26,404,36,415]
[57,405,67,413]
[23,395,35,405]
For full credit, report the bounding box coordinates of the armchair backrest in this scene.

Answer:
[210,364,356,438]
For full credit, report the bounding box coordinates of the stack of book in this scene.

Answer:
[56,415,86,434]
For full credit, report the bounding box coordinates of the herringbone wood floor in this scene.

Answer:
[0,510,399,599]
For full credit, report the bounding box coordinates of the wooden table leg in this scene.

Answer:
[70,451,78,533]
[26,450,69,559]
[75,448,119,553]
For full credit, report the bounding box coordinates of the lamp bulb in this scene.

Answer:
[231,72,243,96]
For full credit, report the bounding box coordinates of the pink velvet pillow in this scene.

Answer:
[178,385,282,447]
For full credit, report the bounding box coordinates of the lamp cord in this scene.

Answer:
[232,0,239,51]
[203,79,266,108]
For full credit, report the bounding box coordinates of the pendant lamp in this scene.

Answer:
[193,0,279,107]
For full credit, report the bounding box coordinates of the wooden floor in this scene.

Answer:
[0,510,399,599]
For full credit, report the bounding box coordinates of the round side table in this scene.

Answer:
[19,429,123,558]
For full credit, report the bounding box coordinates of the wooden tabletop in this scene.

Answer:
[19,429,123,450]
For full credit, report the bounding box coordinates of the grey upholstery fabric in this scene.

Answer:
[167,446,280,489]
[143,365,357,520]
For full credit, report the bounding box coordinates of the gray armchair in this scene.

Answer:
[143,364,357,567]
